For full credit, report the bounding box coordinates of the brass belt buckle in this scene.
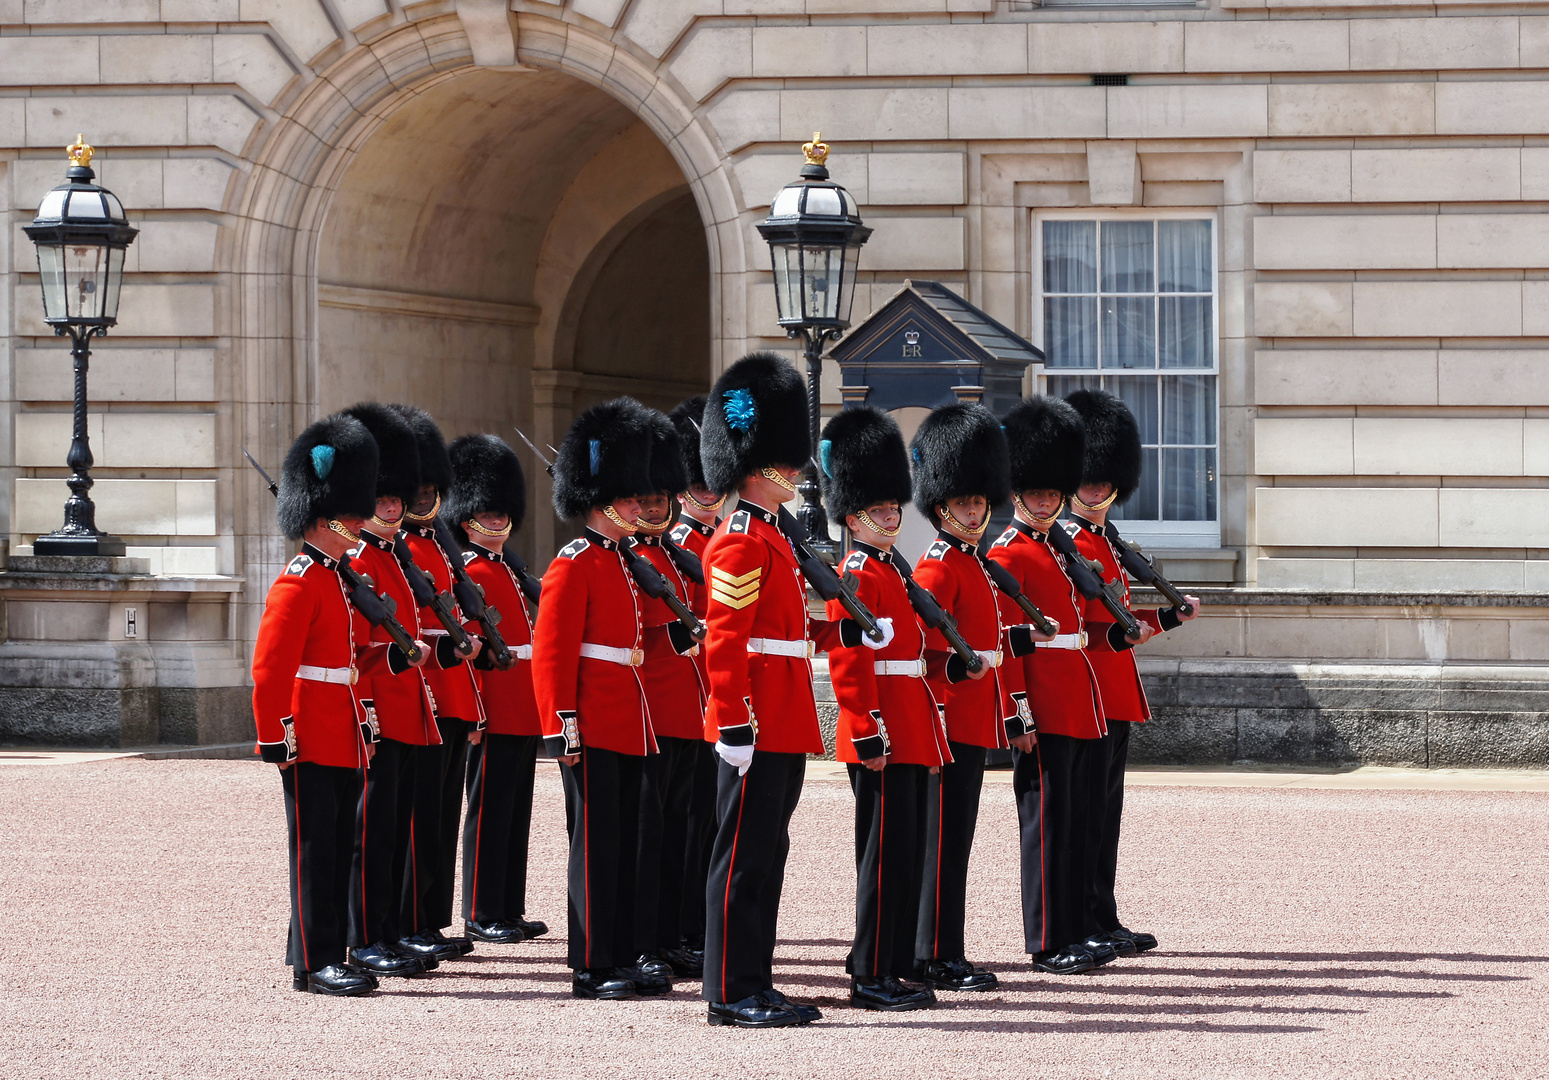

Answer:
[348,667,358,685]
[630,648,644,667]
[805,641,815,658]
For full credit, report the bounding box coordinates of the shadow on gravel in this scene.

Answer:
[1013,980,1452,1000]
[826,1018,1327,1034]
[1103,965,1525,982]
[1169,950,1549,965]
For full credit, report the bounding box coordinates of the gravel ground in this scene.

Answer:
[3,757,1545,1079]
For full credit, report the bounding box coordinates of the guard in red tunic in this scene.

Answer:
[340,402,448,978]
[1063,390,1201,959]
[632,408,709,982]
[388,404,484,959]
[253,413,423,995]
[666,394,721,968]
[820,407,950,1012]
[908,402,1051,992]
[532,397,671,1001]
[988,397,1110,976]
[445,433,549,947]
[697,353,894,1029]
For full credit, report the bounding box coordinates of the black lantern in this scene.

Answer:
[755,133,871,551]
[23,136,138,556]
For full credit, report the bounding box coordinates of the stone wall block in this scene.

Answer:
[136,220,221,274]
[100,34,214,85]
[1355,417,1522,476]
[1440,350,1549,407]
[213,33,300,106]
[163,1,240,17]
[0,35,100,85]
[704,90,780,153]
[22,0,158,20]
[868,24,1025,76]
[336,0,390,33]
[618,0,719,60]
[1355,281,1521,339]
[860,217,965,271]
[1350,16,1518,70]
[15,347,180,402]
[14,478,206,535]
[1254,416,1353,475]
[1255,214,1435,271]
[1184,20,1350,73]
[1269,82,1433,138]
[754,26,867,78]
[947,86,1105,140]
[25,95,187,149]
[1253,281,1352,337]
[238,0,340,66]
[15,412,104,468]
[1028,22,1184,74]
[187,95,263,156]
[867,152,962,206]
[1255,487,1438,547]
[102,414,218,469]
[164,158,237,212]
[1429,713,1549,767]
[733,151,866,211]
[1438,214,1549,269]
[1440,489,1549,548]
[1519,282,1549,336]
[1255,349,1438,406]
[1131,707,1238,765]
[1108,84,1268,139]
[1437,81,1549,135]
[782,88,948,143]
[1352,148,1520,202]
[572,0,630,28]
[1086,140,1140,206]
[1254,149,1350,203]
[1314,709,1428,766]
[669,26,750,102]
[1236,707,1317,763]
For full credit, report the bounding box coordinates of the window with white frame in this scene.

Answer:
[1038,216,1219,542]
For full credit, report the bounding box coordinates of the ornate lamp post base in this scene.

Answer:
[32,325,124,558]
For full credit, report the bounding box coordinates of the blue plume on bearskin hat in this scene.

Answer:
[342,401,420,506]
[551,397,657,520]
[645,407,690,496]
[277,413,378,540]
[445,434,527,546]
[909,402,1010,517]
[700,352,810,496]
[1002,396,1086,499]
[667,395,709,490]
[386,403,452,494]
[818,406,912,524]
[1065,388,1143,502]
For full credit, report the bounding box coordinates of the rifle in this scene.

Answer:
[622,537,705,641]
[890,555,982,674]
[659,530,705,586]
[389,533,475,655]
[241,446,424,666]
[503,546,544,605]
[775,506,884,643]
[1042,520,1144,640]
[427,513,514,670]
[1103,523,1195,616]
[977,554,1060,637]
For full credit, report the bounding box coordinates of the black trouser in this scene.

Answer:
[916,742,987,964]
[347,736,415,949]
[561,745,644,972]
[848,763,930,980]
[1087,718,1131,935]
[679,740,718,949]
[462,732,539,926]
[282,762,362,972]
[636,734,700,956]
[403,715,470,934]
[701,750,805,1004]
[1012,733,1100,954]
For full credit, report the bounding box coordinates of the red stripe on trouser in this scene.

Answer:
[1037,742,1049,950]
[294,775,310,970]
[720,773,749,1003]
[406,819,418,928]
[469,747,486,920]
[932,775,944,958]
[873,774,886,975]
[357,778,369,943]
[583,750,592,970]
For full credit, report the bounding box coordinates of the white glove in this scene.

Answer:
[715,740,754,776]
[860,617,895,651]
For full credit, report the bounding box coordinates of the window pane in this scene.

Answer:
[1101,296,1155,370]
[1043,296,1099,368]
[1159,296,1213,369]
[1161,375,1216,445]
[1111,447,1160,521]
[1162,448,1216,521]
[1100,221,1153,293]
[1043,220,1096,293]
[1047,373,1102,401]
[1109,375,1160,445]
[1157,220,1212,293]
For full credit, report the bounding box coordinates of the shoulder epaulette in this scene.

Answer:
[285,553,313,576]
[727,509,751,535]
[557,537,589,560]
[924,539,950,561]
[843,549,868,572]
[992,528,1017,549]
[1062,520,1081,538]
[669,522,692,545]
[461,549,478,565]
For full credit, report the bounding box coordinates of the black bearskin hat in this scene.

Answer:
[277,413,378,541]
[646,408,690,496]
[386,403,452,494]
[909,403,1010,518]
[445,435,527,545]
[342,401,420,506]
[700,352,810,496]
[667,395,709,490]
[818,406,913,524]
[1002,396,1086,499]
[1065,389,1143,502]
[551,397,657,520]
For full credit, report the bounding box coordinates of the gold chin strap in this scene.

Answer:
[634,517,670,535]
[683,490,727,514]
[370,514,402,532]
[761,467,797,493]
[1012,492,1064,527]
[466,518,512,540]
[327,519,362,545]
[1073,488,1118,513]
[939,504,989,538]
[858,508,902,539]
[403,494,440,523]
[602,504,639,533]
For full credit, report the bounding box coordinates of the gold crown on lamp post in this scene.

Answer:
[67,134,94,168]
[802,132,830,167]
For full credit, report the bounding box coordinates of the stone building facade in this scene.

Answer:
[1,0,1546,763]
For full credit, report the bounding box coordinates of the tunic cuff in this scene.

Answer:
[1003,693,1034,740]
[1159,606,1183,632]
[1006,625,1037,658]
[717,723,756,748]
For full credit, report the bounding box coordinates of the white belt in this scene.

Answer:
[1036,632,1089,651]
[512,644,532,660]
[297,664,357,685]
[975,649,1003,669]
[748,637,814,658]
[875,659,926,677]
[579,642,644,667]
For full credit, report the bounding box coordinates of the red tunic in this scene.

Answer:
[826,545,951,767]
[987,522,1106,741]
[531,529,653,757]
[701,501,846,756]
[251,544,396,769]
[669,516,716,688]
[913,532,1012,751]
[402,523,485,727]
[461,547,540,737]
[635,535,707,741]
[352,533,441,746]
[1066,518,1163,724]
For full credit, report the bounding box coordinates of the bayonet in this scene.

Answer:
[241,446,278,497]
[512,427,555,477]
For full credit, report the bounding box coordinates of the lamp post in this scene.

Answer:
[755,133,871,554]
[23,136,138,557]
